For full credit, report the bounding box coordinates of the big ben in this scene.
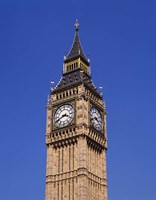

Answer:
[45,20,108,200]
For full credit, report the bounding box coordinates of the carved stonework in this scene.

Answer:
[45,21,108,200]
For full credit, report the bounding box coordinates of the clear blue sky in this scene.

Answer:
[0,0,155,200]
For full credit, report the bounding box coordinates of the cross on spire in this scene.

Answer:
[74,19,79,31]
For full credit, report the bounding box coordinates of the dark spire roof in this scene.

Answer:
[65,20,89,65]
[52,69,102,99]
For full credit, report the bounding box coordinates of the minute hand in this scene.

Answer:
[56,113,68,122]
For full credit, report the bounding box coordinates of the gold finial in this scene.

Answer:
[74,19,79,31]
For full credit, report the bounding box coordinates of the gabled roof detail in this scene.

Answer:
[65,20,89,65]
[52,69,102,99]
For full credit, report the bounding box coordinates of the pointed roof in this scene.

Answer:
[65,20,89,65]
[52,68,102,99]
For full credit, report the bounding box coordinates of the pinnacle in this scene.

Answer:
[65,20,89,65]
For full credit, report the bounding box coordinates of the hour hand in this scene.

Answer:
[94,117,98,122]
[91,117,98,122]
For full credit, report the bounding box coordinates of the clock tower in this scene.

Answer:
[45,20,108,200]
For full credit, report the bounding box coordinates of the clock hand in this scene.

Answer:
[56,113,69,122]
[91,117,98,122]
[94,117,98,122]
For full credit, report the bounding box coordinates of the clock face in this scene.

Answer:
[54,104,74,128]
[90,106,103,131]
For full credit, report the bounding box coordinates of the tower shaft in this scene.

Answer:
[45,21,108,200]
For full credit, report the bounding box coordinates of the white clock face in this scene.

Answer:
[90,107,103,131]
[54,104,74,128]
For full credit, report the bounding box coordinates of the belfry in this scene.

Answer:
[45,20,108,200]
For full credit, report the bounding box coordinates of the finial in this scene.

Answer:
[64,51,67,60]
[74,19,79,31]
[50,80,55,91]
[87,54,90,63]
[47,95,50,104]
[99,85,103,95]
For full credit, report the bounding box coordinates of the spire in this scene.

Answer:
[65,20,89,65]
